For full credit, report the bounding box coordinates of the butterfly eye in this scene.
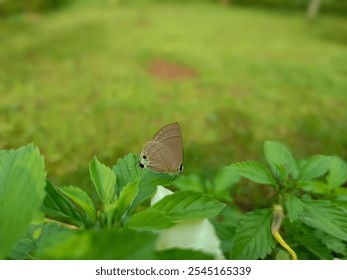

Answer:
[139,163,144,168]
[142,155,147,159]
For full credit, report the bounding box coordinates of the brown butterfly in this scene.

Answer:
[139,122,183,174]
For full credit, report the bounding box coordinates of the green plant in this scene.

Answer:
[1,141,346,260]
[228,140,347,260]
[1,146,225,259]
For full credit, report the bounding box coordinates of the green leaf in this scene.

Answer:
[173,168,240,202]
[212,222,236,255]
[9,212,44,260]
[42,181,85,228]
[113,154,180,211]
[315,230,347,256]
[292,226,333,260]
[211,206,242,255]
[228,161,276,186]
[300,180,333,196]
[113,153,144,194]
[276,250,291,260]
[127,209,175,231]
[37,222,70,243]
[116,179,140,218]
[151,191,225,220]
[213,167,240,200]
[285,194,305,222]
[335,187,347,206]
[90,157,116,205]
[59,186,96,224]
[10,221,70,260]
[299,199,347,241]
[264,141,297,178]
[297,155,330,182]
[113,153,175,192]
[0,144,46,259]
[230,208,275,260]
[36,229,157,260]
[173,174,205,192]
[327,156,347,188]
[156,248,214,260]
[9,223,41,260]
[35,222,71,255]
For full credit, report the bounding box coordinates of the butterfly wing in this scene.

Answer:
[140,141,177,173]
[152,122,183,169]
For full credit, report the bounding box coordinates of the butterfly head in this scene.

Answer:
[139,153,150,169]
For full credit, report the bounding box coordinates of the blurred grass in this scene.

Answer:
[1,0,347,192]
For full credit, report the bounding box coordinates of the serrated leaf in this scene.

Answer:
[264,141,297,178]
[9,213,44,260]
[10,220,71,260]
[299,199,347,241]
[293,226,333,260]
[151,191,225,220]
[300,180,332,195]
[113,153,176,193]
[116,179,140,218]
[36,229,157,260]
[90,157,116,205]
[315,230,347,256]
[297,155,330,182]
[327,156,347,188]
[42,181,85,228]
[0,144,46,259]
[285,194,305,222]
[9,225,41,260]
[230,208,275,260]
[228,161,276,186]
[113,154,178,211]
[127,209,175,231]
[59,186,96,224]
[112,153,145,194]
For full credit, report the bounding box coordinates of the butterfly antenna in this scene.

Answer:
[129,159,140,170]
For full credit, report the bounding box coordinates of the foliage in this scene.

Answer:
[0,145,46,259]
[229,141,347,259]
[1,141,346,259]
[1,1,347,260]
[1,146,226,259]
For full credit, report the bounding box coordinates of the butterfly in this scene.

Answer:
[139,122,183,174]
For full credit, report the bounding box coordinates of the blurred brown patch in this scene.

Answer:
[230,85,250,100]
[149,59,198,81]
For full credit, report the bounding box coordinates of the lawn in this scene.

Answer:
[1,0,347,193]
